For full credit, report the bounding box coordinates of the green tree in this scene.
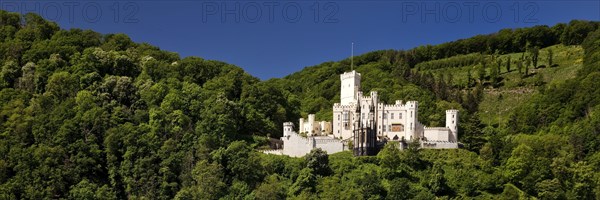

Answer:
[68,179,116,200]
[524,58,530,77]
[504,144,534,184]
[386,178,412,200]
[254,175,286,200]
[212,141,264,186]
[428,162,448,196]
[466,69,473,88]
[567,162,596,200]
[378,142,406,179]
[289,168,317,196]
[46,71,78,99]
[402,139,423,169]
[530,46,539,68]
[305,148,331,177]
[0,60,20,89]
[174,160,227,200]
[17,62,35,92]
[517,59,523,75]
[477,63,486,83]
[506,57,511,72]
[490,62,500,87]
[535,179,564,200]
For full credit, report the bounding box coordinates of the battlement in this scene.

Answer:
[282,131,311,142]
[422,140,457,143]
[333,104,357,110]
[424,127,450,130]
[406,101,418,107]
[446,109,459,113]
[283,122,294,127]
[340,70,361,79]
[262,149,283,155]
[383,103,407,109]
[313,138,343,144]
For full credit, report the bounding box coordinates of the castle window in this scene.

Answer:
[399,113,402,119]
[391,113,394,119]
[410,123,413,130]
[383,113,387,119]
[338,114,340,120]
[411,111,413,117]
[391,124,405,132]
[383,125,386,132]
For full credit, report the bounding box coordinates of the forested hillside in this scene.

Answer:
[1,10,600,199]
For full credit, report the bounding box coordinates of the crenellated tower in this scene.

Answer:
[283,122,294,137]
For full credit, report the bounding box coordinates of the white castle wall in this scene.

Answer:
[274,121,344,157]
[313,137,345,155]
[424,127,450,141]
[281,133,312,157]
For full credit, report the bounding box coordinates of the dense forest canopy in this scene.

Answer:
[1,11,599,199]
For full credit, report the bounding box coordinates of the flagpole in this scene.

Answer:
[351,42,354,71]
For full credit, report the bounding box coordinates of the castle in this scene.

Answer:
[264,70,458,157]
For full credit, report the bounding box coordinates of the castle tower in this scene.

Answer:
[299,118,304,134]
[406,101,419,140]
[308,114,316,136]
[283,122,294,137]
[340,70,361,106]
[308,114,315,125]
[445,110,459,142]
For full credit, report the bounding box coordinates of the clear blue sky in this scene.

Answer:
[2,0,599,79]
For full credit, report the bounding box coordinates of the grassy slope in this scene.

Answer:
[424,44,584,126]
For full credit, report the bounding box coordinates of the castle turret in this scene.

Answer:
[283,122,294,137]
[445,110,459,142]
